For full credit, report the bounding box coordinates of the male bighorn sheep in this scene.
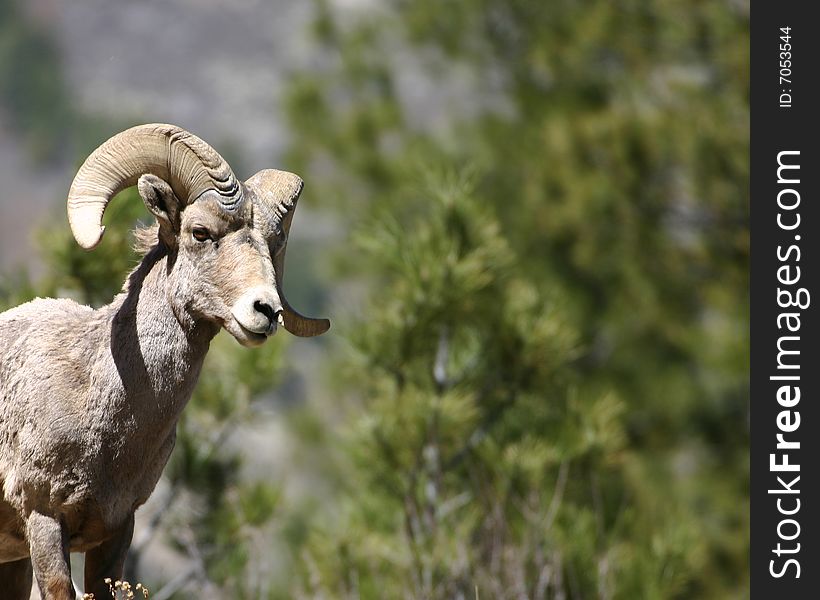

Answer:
[0,124,329,598]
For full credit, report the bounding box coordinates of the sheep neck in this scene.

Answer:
[105,246,218,433]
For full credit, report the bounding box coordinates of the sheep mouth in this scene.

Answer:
[227,318,274,347]
[242,326,268,342]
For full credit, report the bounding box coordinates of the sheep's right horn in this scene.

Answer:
[68,123,242,250]
[246,169,330,338]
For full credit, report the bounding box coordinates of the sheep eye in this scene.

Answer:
[192,227,211,242]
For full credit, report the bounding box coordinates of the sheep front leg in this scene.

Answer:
[84,513,134,598]
[26,510,74,600]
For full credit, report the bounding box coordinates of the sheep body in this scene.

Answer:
[0,250,211,565]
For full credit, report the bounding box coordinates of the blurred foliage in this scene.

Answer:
[283,0,749,598]
[0,0,73,161]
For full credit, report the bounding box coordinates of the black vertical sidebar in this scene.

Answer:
[752,5,820,597]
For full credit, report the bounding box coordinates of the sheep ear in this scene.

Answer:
[138,174,180,248]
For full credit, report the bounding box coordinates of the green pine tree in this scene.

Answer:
[281,0,748,597]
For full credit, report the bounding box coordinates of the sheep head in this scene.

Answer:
[66,123,330,343]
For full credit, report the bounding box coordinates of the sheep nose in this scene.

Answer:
[253,300,283,331]
[231,288,283,336]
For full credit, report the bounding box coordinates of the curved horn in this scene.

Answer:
[68,123,241,249]
[246,169,330,338]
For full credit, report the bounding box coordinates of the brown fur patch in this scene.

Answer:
[46,574,74,598]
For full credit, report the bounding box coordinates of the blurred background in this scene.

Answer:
[0,0,748,598]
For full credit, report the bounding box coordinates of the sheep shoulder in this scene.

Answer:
[0,298,103,411]
[0,299,106,505]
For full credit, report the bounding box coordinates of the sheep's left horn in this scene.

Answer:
[246,169,330,338]
[67,123,241,250]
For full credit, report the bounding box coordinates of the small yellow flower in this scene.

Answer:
[95,578,149,599]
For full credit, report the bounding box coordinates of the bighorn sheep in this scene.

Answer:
[0,124,329,598]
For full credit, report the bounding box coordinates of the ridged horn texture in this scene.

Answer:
[246,169,331,337]
[67,123,241,250]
